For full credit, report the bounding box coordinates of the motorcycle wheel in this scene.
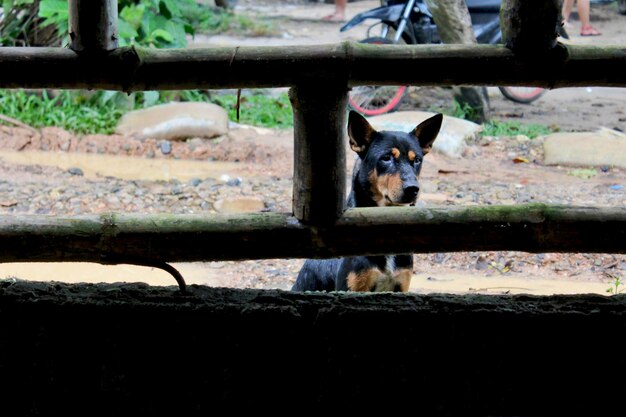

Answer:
[498,86,546,104]
[348,37,408,116]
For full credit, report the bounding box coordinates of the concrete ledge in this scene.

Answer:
[1,280,624,416]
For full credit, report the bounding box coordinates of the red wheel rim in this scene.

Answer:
[349,85,408,116]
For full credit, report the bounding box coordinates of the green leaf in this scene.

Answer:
[3,0,14,13]
[117,19,138,43]
[183,23,195,37]
[98,90,119,105]
[119,3,145,30]
[163,19,187,47]
[142,91,160,108]
[38,0,67,18]
[151,28,173,43]
[140,12,168,40]
[37,0,68,35]
[161,0,180,17]
[158,0,172,19]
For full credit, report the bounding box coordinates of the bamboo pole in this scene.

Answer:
[423,0,490,122]
[290,83,348,224]
[0,43,624,91]
[500,0,563,54]
[1,204,626,263]
[68,0,118,52]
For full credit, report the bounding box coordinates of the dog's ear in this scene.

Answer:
[411,113,443,155]
[348,111,377,158]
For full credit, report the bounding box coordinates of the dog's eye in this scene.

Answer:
[413,157,422,166]
[380,154,393,162]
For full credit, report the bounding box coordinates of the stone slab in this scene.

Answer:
[543,128,626,168]
[116,102,229,140]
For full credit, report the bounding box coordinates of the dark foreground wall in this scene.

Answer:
[1,279,625,416]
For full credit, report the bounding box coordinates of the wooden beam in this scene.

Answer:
[0,43,624,91]
[290,83,348,224]
[68,0,118,52]
[500,0,563,54]
[1,204,626,264]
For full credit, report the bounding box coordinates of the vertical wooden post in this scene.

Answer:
[423,0,490,123]
[289,83,348,224]
[69,0,118,52]
[500,0,563,54]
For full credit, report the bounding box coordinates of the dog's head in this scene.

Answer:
[348,111,443,206]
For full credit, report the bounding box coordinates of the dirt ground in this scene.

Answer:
[1,1,626,295]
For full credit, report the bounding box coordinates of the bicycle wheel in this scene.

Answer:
[348,37,408,116]
[498,86,546,104]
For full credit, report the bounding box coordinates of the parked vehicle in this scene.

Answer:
[590,0,626,15]
[215,0,238,10]
[340,0,560,116]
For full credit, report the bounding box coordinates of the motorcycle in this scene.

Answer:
[592,0,626,14]
[340,0,563,116]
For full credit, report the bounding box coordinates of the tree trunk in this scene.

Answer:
[423,0,491,123]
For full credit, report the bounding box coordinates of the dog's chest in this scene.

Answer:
[384,255,397,274]
[346,255,413,292]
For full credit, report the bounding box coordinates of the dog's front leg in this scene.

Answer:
[346,268,412,292]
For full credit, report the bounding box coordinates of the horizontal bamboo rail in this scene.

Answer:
[1,204,625,264]
[0,43,625,91]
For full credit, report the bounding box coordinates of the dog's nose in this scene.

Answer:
[403,185,419,201]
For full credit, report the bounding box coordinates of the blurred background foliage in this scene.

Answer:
[0,0,273,48]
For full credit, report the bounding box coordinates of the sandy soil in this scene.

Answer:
[1,1,625,296]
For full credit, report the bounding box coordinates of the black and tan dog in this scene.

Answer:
[292,110,443,293]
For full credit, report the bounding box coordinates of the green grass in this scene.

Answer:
[449,99,480,122]
[481,120,554,139]
[211,91,293,129]
[1,89,555,138]
[0,90,125,134]
[0,89,294,134]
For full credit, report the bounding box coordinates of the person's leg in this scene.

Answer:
[336,0,347,18]
[578,0,601,35]
[562,0,574,23]
[577,0,591,26]
[322,0,347,21]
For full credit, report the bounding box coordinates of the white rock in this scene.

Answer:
[116,102,229,140]
[367,111,481,158]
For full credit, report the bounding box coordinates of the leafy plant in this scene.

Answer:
[605,272,624,295]
[488,260,512,274]
[37,0,67,43]
[450,99,479,122]
[567,168,597,179]
[2,0,278,47]
[481,120,553,139]
[117,0,193,48]
[0,0,63,46]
